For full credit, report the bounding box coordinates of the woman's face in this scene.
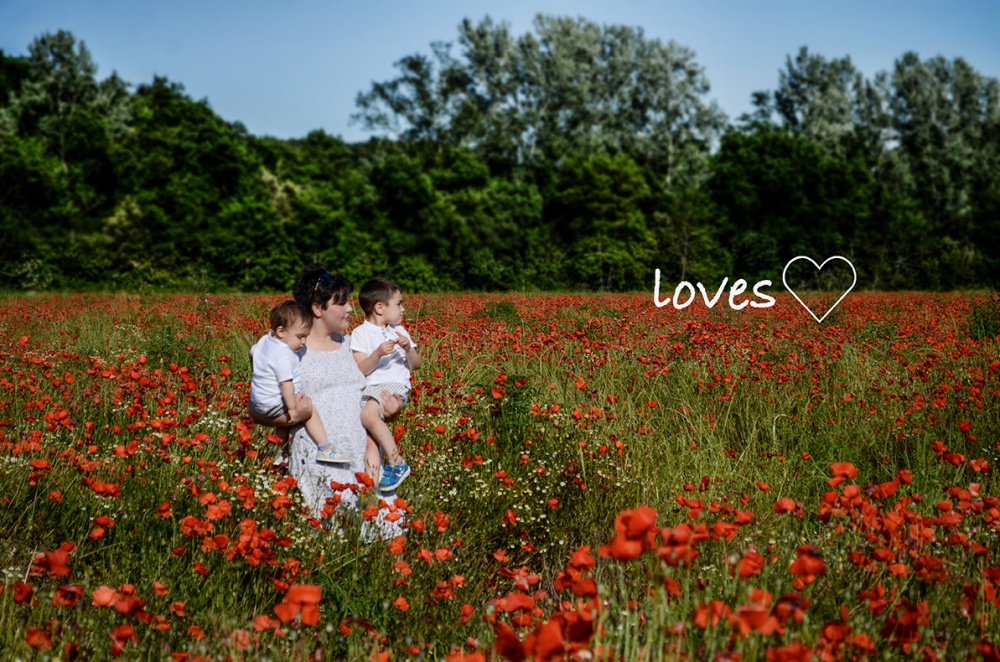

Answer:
[318,295,353,333]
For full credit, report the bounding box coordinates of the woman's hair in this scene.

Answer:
[293,263,353,313]
[270,300,311,331]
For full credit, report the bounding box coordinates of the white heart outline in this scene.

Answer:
[781,255,857,324]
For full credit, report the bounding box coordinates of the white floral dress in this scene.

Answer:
[289,333,403,538]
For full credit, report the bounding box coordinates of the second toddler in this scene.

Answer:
[250,300,350,465]
[351,279,421,490]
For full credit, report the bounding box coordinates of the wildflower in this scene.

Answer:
[13,581,34,604]
[789,545,826,581]
[766,641,813,661]
[524,620,564,662]
[274,584,322,625]
[25,627,52,651]
[733,550,765,578]
[773,497,796,513]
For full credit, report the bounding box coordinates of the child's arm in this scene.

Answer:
[395,333,422,371]
[279,380,301,422]
[353,340,397,376]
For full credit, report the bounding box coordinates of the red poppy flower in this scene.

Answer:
[524,620,564,662]
[789,545,826,579]
[492,621,525,662]
[773,497,796,513]
[601,536,643,561]
[253,614,278,631]
[25,627,52,651]
[13,581,33,604]
[568,546,595,571]
[766,641,813,661]
[614,506,657,540]
[829,462,858,479]
[274,584,322,625]
[732,603,783,636]
[693,600,731,629]
[733,550,765,578]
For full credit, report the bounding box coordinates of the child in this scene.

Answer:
[351,279,421,490]
[250,300,349,465]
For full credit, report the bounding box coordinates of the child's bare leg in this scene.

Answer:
[272,426,290,465]
[302,409,329,448]
[361,399,401,464]
[365,435,382,482]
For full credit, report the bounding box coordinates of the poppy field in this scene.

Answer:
[1,291,999,660]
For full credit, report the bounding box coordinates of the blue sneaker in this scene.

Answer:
[378,462,410,491]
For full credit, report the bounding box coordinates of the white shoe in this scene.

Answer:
[316,445,350,464]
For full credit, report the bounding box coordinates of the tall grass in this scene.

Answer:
[0,292,997,659]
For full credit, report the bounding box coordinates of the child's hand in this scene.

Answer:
[396,335,411,350]
[377,340,398,356]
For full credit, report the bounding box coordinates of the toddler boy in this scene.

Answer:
[352,280,421,490]
[250,300,349,464]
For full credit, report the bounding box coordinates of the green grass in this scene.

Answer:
[0,292,997,659]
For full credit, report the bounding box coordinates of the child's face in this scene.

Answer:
[379,291,405,325]
[275,318,311,352]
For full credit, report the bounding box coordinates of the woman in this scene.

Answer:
[252,264,405,524]
[286,264,404,526]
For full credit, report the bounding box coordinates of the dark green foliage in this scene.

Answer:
[1,28,999,292]
[0,50,30,99]
[548,153,655,290]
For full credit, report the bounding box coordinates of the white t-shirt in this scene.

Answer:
[249,332,302,408]
[350,320,416,386]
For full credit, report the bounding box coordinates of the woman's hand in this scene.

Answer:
[380,391,403,420]
[249,393,313,426]
[289,394,313,423]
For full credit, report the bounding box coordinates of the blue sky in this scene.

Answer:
[2,0,998,142]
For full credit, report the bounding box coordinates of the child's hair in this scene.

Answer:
[358,279,401,317]
[293,263,353,313]
[270,300,311,331]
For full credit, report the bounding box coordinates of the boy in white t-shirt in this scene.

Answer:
[352,279,421,490]
[250,300,349,465]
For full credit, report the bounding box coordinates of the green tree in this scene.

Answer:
[0,30,131,158]
[754,47,863,153]
[0,50,30,102]
[886,53,1000,239]
[710,129,873,283]
[649,188,731,285]
[353,15,726,185]
[548,152,655,290]
[0,135,64,287]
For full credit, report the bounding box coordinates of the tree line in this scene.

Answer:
[1,18,998,292]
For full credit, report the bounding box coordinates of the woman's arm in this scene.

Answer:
[249,392,313,426]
